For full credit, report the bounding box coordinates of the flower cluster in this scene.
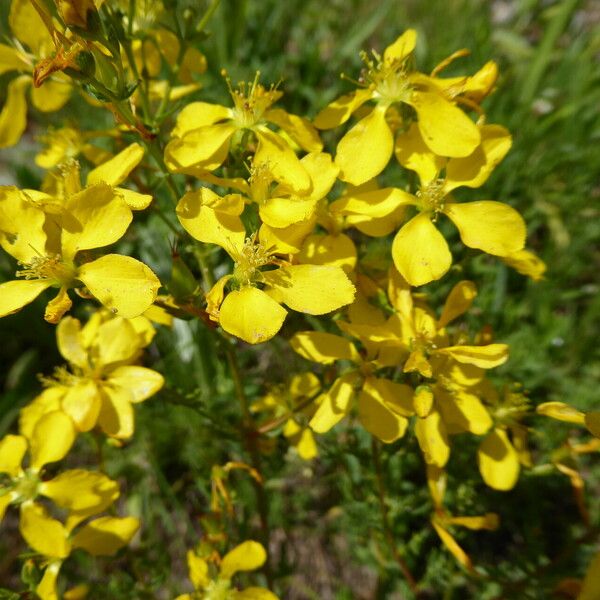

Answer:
[0,2,592,597]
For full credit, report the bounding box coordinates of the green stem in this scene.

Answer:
[223,339,274,588]
[371,437,418,593]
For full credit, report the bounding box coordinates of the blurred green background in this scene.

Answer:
[1,0,599,598]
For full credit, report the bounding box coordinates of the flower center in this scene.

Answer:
[226,71,281,129]
[248,161,275,205]
[204,578,232,600]
[360,50,413,105]
[13,471,40,503]
[40,365,86,388]
[232,235,273,287]
[416,179,446,216]
[16,254,76,284]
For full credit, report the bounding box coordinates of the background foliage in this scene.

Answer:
[1,0,599,598]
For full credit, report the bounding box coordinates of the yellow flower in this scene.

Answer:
[0,183,160,323]
[333,122,525,286]
[21,313,163,439]
[314,30,483,185]
[0,410,132,561]
[164,72,321,193]
[290,329,414,442]
[0,0,72,148]
[427,466,499,571]
[252,373,322,460]
[176,540,278,600]
[180,211,355,343]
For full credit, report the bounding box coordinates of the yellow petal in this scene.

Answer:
[172,102,232,137]
[415,410,450,467]
[331,187,414,218]
[0,279,53,318]
[426,465,446,508]
[436,388,492,435]
[392,214,452,286]
[434,343,508,369]
[358,389,408,443]
[36,560,62,600]
[30,77,71,113]
[501,248,546,281]
[263,264,355,315]
[61,381,101,432]
[335,106,393,185]
[413,386,434,418]
[585,412,600,438]
[290,331,359,364]
[0,493,14,522]
[438,281,477,328]
[186,550,210,590]
[295,152,339,200]
[206,274,232,320]
[176,189,246,250]
[61,183,132,261]
[362,377,414,417]
[39,469,119,513]
[97,387,134,439]
[0,43,30,75]
[394,122,445,184]
[295,428,318,460]
[408,91,480,157]
[71,516,140,556]
[258,218,315,254]
[108,366,164,403]
[478,428,519,491]
[383,29,417,63]
[0,75,30,149]
[265,108,323,152]
[431,518,472,571]
[87,143,145,187]
[259,196,317,228]
[309,374,356,433]
[19,388,63,439]
[297,233,357,272]
[10,0,52,54]
[0,434,27,476]
[96,317,141,367]
[56,316,87,369]
[29,411,76,471]
[220,540,266,578]
[219,287,287,344]
[445,125,512,191]
[165,123,236,170]
[0,186,48,262]
[448,513,499,530]
[77,254,160,318]
[255,128,311,193]
[313,88,374,129]
[444,201,526,257]
[114,187,153,211]
[44,286,72,324]
[404,349,432,378]
[19,501,70,558]
[536,402,585,425]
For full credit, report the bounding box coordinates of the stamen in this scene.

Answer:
[16,254,76,284]
[359,49,413,104]
[416,179,446,217]
[223,71,282,128]
[232,234,273,286]
[39,365,83,388]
